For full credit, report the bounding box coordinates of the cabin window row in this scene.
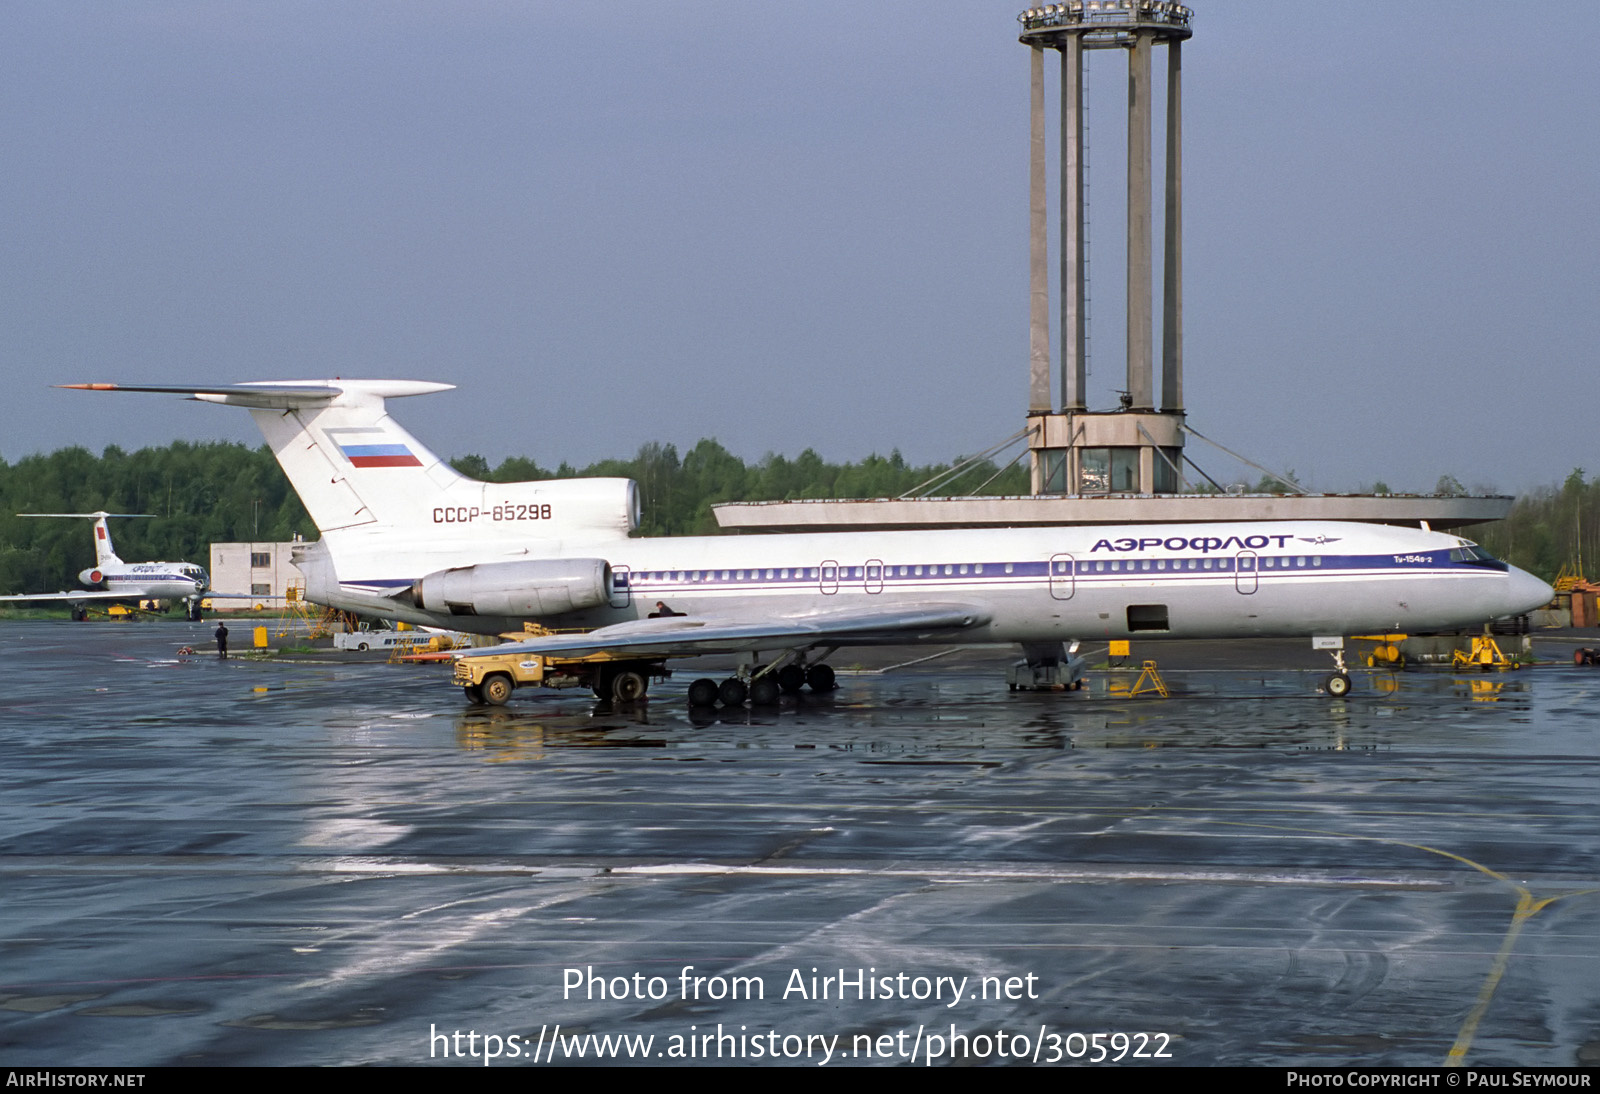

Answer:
[632,562,1002,583]
[1084,555,1323,573]
[627,556,1326,584]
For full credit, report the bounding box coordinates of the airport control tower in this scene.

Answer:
[1019,1,1192,496]
[712,4,1512,533]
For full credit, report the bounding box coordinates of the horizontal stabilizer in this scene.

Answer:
[60,380,452,410]
[19,512,151,520]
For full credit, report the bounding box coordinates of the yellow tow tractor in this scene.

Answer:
[452,634,669,706]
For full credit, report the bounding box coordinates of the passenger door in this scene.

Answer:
[819,560,839,595]
[1049,553,1075,600]
[609,565,632,608]
[1234,552,1257,594]
[865,559,884,595]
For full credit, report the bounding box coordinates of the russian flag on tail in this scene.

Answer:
[339,443,423,468]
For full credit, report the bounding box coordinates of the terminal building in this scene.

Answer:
[208,539,304,610]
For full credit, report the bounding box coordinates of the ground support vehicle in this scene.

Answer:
[333,625,435,652]
[453,649,669,705]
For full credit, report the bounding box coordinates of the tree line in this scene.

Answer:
[0,440,1591,597]
[1474,469,1597,585]
[449,439,1030,537]
[0,439,1027,595]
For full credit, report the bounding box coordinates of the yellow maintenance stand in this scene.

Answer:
[1452,633,1521,672]
[1354,634,1408,669]
[1354,631,1523,672]
[1107,658,1169,698]
[1129,661,1169,698]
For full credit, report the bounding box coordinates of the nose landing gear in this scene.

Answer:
[1319,639,1353,697]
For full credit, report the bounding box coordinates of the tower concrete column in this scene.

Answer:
[1028,44,1052,416]
[1161,39,1183,413]
[1060,33,1087,413]
[1125,29,1153,412]
[1126,31,1152,415]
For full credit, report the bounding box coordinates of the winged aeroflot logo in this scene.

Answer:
[1298,535,1343,546]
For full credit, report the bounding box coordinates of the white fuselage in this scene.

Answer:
[86,562,209,603]
[72,380,1552,650]
[303,519,1548,643]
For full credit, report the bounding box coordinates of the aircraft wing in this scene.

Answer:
[466,602,993,661]
[0,591,145,603]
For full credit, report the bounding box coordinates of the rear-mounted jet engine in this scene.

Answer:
[412,558,612,617]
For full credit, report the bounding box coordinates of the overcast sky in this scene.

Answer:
[2,2,1594,495]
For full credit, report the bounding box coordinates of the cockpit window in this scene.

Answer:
[1450,544,1508,570]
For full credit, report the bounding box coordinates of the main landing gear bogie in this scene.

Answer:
[776,664,806,695]
[689,662,837,708]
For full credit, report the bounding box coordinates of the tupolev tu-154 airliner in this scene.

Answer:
[67,380,1553,703]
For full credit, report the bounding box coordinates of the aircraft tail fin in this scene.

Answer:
[62,382,639,540]
[91,514,120,567]
[18,511,153,567]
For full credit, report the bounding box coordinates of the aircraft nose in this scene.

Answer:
[1506,567,1555,616]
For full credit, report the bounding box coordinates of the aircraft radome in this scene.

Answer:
[66,381,1554,703]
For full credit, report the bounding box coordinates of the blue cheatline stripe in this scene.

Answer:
[347,553,1500,595]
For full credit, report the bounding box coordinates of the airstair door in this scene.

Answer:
[609,565,632,608]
